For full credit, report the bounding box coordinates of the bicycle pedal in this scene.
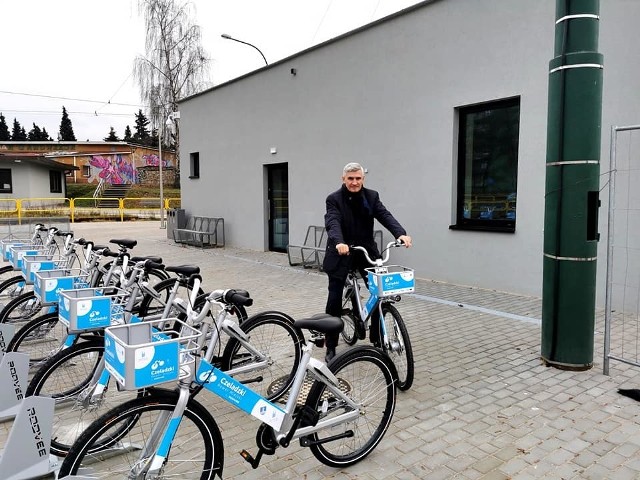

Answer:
[240,449,263,469]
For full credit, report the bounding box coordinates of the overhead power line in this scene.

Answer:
[0,89,144,108]
[0,109,134,117]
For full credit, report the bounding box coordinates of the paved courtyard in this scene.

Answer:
[2,220,640,479]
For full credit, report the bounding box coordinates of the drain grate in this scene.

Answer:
[268,375,352,405]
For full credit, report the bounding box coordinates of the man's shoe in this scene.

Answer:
[325,347,336,363]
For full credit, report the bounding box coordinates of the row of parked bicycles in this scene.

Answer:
[0,222,416,479]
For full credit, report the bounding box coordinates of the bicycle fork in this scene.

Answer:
[130,386,192,478]
[377,301,404,354]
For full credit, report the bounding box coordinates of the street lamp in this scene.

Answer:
[159,111,180,230]
[158,116,166,229]
[221,33,268,66]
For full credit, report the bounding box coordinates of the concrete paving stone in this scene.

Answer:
[444,454,477,473]
[597,450,629,470]
[471,455,504,474]
[608,466,640,480]
[478,470,511,480]
[546,462,585,479]
[582,462,615,479]
[545,446,576,466]
[614,441,640,458]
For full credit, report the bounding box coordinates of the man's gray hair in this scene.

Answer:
[343,162,364,174]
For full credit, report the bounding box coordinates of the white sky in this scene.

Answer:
[1,0,421,142]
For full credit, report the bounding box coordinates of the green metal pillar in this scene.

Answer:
[541,0,603,370]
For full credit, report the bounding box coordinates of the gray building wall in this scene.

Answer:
[179,0,640,304]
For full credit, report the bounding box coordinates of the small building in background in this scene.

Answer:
[0,153,77,201]
[0,141,177,188]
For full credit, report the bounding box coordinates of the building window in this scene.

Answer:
[82,165,91,177]
[0,169,12,193]
[189,152,200,179]
[50,171,63,193]
[452,97,520,232]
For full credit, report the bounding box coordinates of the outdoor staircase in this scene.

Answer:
[96,184,132,208]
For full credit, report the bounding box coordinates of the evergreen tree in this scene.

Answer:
[0,113,10,141]
[19,126,27,140]
[104,126,120,141]
[123,125,133,142]
[11,118,26,140]
[59,106,76,141]
[133,109,151,144]
[28,123,43,141]
[41,127,52,141]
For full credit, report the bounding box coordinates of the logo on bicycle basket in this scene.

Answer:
[151,360,165,370]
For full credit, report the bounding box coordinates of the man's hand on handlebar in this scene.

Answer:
[336,243,350,255]
[397,235,412,248]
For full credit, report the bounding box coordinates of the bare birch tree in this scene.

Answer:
[134,0,210,185]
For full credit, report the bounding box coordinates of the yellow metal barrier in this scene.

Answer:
[0,197,180,223]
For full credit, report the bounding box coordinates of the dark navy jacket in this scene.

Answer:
[322,184,406,275]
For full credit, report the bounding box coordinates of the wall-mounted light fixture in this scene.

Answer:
[270,147,277,154]
[290,68,297,76]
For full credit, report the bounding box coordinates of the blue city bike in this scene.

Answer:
[339,240,415,390]
[58,290,397,479]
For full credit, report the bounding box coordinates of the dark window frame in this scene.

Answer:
[450,97,520,233]
[49,170,63,193]
[189,152,200,179]
[0,169,13,194]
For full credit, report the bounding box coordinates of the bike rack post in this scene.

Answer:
[0,324,16,359]
[0,352,28,422]
[0,395,60,480]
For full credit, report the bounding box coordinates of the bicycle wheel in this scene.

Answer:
[0,291,46,326]
[380,303,414,391]
[221,310,304,402]
[58,390,224,479]
[25,337,132,457]
[5,311,66,366]
[0,275,32,310]
[304,346,397,467]
[0,264,16,284]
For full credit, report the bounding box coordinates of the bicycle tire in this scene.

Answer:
[0,290,46,325]
[58,389,224,479]
[5,311,66,366]
[304,346,397,467]
[0,275,32,309]
[221,310,304,402]
[340,282,364,345]
[340,309,358,346]
[25,337,128,457]
[380,303,414,391]
[0,264,16,284]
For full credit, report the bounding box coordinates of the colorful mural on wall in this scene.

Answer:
[88,154,137,184]
[142,154,172,168]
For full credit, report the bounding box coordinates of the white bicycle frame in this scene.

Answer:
[127,283,362,477]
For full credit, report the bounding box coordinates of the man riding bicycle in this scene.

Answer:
[322,162,412,362]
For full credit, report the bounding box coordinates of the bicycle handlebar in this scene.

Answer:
[351,240,405,266]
